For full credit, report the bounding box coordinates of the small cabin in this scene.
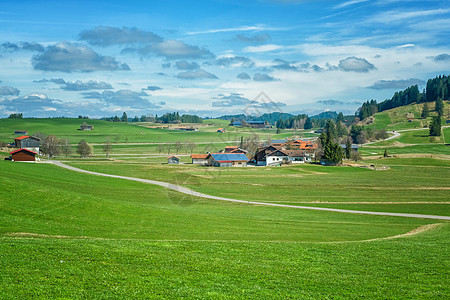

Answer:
[217,128,225,133]
[10,148,37,162]
[80,124,94,131]
[167,155,180,164]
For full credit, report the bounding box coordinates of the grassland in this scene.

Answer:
[1,112,450,298]
[1,160,448,298]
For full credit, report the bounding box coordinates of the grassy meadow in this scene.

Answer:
[1,160,448,298]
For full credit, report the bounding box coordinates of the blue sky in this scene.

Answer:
[0,0,449,118]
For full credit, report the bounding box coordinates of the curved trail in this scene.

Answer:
[50,161,450,221]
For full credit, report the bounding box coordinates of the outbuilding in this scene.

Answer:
[10,148,37,162]
[191,154,208,165]
[206,153,249,167]
[167,155,180,164]
[14,136,40,153]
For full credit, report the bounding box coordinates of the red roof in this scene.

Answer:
[191,154,208,159]
[10,148,38,155]
[14,135,31,140]
[167,155,180,159]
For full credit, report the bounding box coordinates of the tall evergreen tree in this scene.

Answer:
[421,103,429,119]
[345,136,352,159]
[121,112,128,122]
[435,98,444,117]
[304,117,313,130]
[429,116,442,136]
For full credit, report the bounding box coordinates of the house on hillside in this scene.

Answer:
[191,154,208,165]
[217,128,225,133]
[10,148,37,162]
[206,153,249,167]
[14,136,40,153]
[167,155,180,164]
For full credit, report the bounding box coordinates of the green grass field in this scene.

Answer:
[1,160,448,298]
[66,158,450,217]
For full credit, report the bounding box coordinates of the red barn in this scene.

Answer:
[10,148,37,162]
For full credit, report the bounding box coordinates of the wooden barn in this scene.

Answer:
[191,154,208,165]
[10,148,37,162]
[206,153,249,167]
[167,155,180,164]
[14,136,40,153]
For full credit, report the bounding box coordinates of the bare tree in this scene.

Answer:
[59,138,72,157]
[174,141,182,154]
[42,135,61,158]
[166,143,172,155]
[156,144,164,154]
[103,137,113,159]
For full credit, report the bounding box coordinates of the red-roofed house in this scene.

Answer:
[10,148,37,162]
[167,155,180,164]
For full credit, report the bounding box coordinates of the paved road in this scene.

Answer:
[49,161,450,221]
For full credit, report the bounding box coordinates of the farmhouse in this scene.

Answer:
[167,156,180,164]
[9,148,37,162]
[14,136,40,153]
[191,154,208,165]
[207,153,249,167]
[266,149,306,166]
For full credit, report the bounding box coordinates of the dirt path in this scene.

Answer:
[49,161,450,221]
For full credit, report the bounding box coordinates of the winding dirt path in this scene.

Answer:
[49,161,450,221]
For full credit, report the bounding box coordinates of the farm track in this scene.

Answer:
[49,161,450,221]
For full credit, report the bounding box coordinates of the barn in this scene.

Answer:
[167,155,180,164]
[10,148,37,162]
[14,136,40,153]
[191,154,208,165]
[206,153,249,167]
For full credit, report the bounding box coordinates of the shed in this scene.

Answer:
[167,155,180,164]
[10,148,37,162]
[191,154,208,165]
[217,128,225,133]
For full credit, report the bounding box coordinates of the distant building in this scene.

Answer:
[167,155,180,164]
[217,128,225,133]
[229,120,269,128]
[10,148,37,162]
[14,136,40,153]
[14,130,28,135]
[191,154,208,165]
[80,124,94,131]
[206,153,249,167]
[339,144,359,152]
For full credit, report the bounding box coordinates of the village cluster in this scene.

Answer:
[168,139,322,167]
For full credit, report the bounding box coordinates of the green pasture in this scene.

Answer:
[68,158,450,216]
[0,160,448,298]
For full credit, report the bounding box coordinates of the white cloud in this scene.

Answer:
[243,44,284,53]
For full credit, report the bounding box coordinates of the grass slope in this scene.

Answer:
[0,160,448,298]
[67,158,450,216]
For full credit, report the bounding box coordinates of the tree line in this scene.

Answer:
[101,111,203,124]
[357,75,449,120]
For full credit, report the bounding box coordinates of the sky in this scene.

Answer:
[0,0,449,118]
